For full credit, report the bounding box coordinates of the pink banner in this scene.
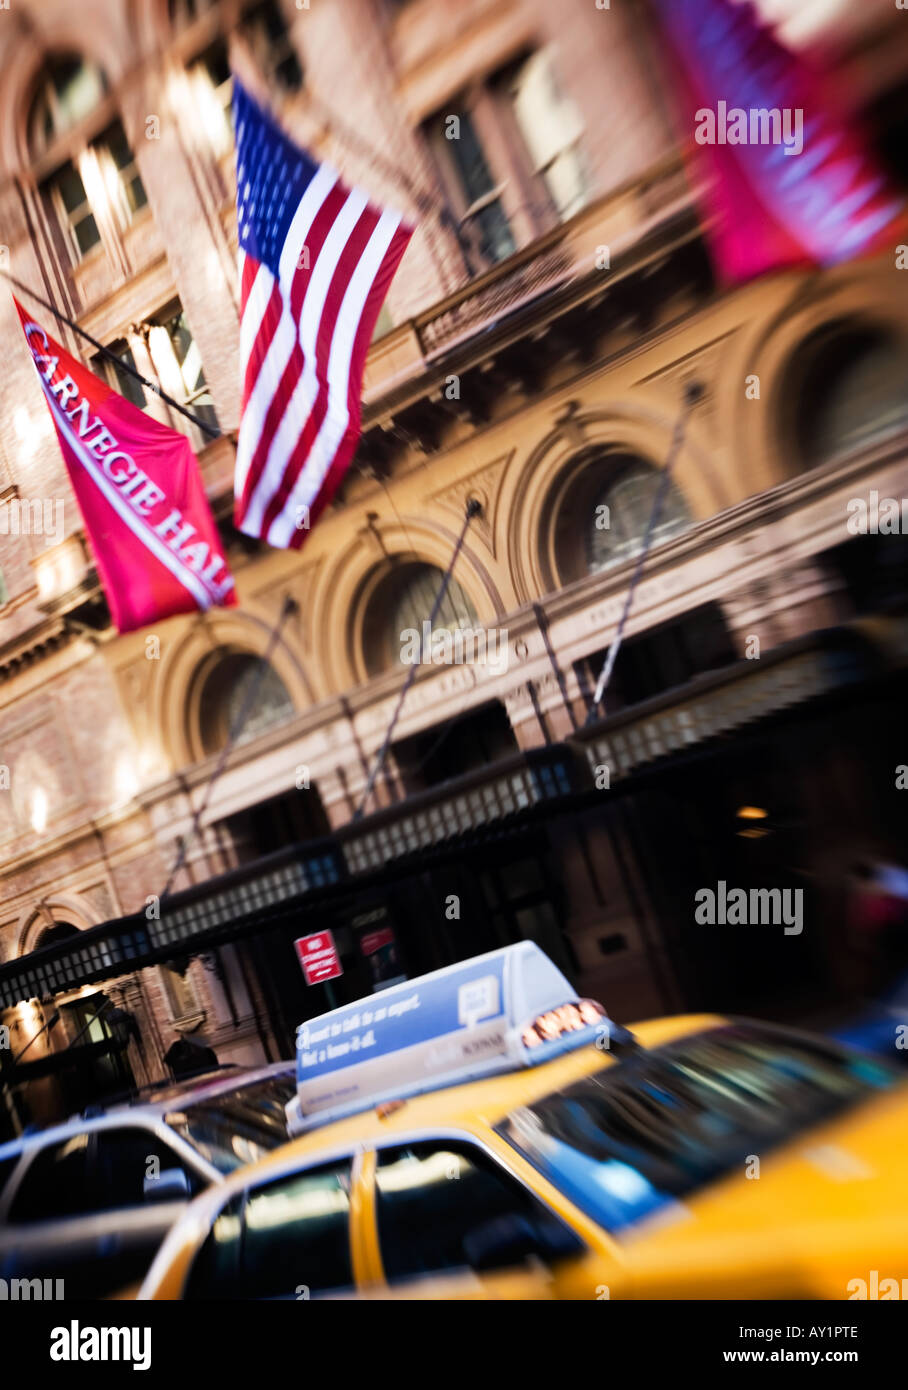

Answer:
[653,0,905,282]
[16,300,236,633]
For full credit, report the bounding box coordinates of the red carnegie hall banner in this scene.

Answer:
[652,0,906,283]
[15,300,236,633]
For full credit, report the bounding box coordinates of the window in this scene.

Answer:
[28,54,108,158]
[497,1024,898,1237]
[90,305,219,442]
[389,564,476,641]
[552,451,693,585]
[41,123,148,266]
[197,653,294,756]
[92,340,146,409]
[505,51,588,221]
[428,49,588,270]
[588,462,691,573]
[374,1141,581,1280]
[241,1161,354,1297]
[62,993,114,1047]
[10,1133,92,1221]
[364,561,478,675]
[148,307,219,435]
[188,41,234,158]
[432,107,515,267]
[92,1128,201,1208]
[392,701,519,793]
[789,325,908,471]
[162,963,199,1021]
[218,787,332,863]
[187,1160,355,1298]
[0,1153,22,1201]
[577,602,737,712]
[44,161,101,258]
[99,120,148,221]
[166,1090,293,1174]
[183,1193,244,1298]
[241,0,304,94]
[823,533,908,616]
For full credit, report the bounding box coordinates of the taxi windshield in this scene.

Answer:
[166,1080,295,1174]
[496,1023,899,1236]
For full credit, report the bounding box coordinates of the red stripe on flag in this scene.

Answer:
[260,203,382,540]
[237,181,350,524]
[286,221,413,551]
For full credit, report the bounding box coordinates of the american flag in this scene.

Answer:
[232,80,413,548]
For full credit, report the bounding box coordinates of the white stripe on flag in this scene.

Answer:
[266,207,401,547]
[278,162,339,291]
[235,165,338,512]
[242,187,369,539]
[235,264,293,505]
[239,257,274,382]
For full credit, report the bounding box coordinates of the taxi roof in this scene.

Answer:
[211,1012,725,1194]
[0,1060,295,1160]
[287,942,629,1135]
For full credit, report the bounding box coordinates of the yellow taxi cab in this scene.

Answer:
[137,943,908,1301]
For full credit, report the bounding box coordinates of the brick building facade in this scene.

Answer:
[1,0,908,1126]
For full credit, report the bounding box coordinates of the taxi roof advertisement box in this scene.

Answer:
[287,942,607,1135]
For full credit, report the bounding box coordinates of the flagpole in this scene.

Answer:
[584,381,703,726]
[2,270,221,439]
[353,498,482,822]
[160,594,299,902]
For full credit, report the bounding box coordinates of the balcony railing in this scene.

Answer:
[415,228,575,358]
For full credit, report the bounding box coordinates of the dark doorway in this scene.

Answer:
[575,602,738,715]
[392,701,519,795]
[220,787,332,864]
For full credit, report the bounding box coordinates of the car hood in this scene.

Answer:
[622,1081,908,1298]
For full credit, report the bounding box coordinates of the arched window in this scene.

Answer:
[553,451,692,584]
[198,653,294,756]
[28,54,108,158]
[363,562,479,676]
[789,325,908,470]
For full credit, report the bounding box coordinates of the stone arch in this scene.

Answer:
[313,516,507,692]
[720,263,908,493]
[152,602,313,766]
[15,891,100,959]
[552,448,694,587]
[505,401,721,602]
[0,32,129,179]
[780,318,908,474]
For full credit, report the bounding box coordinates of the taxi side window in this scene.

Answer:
[374,1141,582,1281]
[184,1161,354,1300]
[240,1162,354,1299]
[0,1153,22,1204]
[93,1128,201,1208]
[9,1134,93,1222]
[184,1194,245,1299]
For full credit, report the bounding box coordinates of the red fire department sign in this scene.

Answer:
[294,931,343,986]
